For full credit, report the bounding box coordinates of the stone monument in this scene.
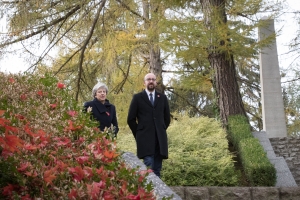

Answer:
[258,18,287,138]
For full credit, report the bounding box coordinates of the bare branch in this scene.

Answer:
[166,87,205,115]
[282,77,300,83]
[115,0,149,22]
[27,15,83,72]
[75,0,106,101]
[112,53,133,94]
[0,4,81,48]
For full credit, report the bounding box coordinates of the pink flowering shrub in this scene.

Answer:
[0,72,155,199]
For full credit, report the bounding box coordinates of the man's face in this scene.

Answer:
[144,74,157,92]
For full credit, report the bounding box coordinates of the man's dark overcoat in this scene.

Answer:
[127,90,170,159]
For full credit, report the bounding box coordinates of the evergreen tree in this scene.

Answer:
[0,0,284,128]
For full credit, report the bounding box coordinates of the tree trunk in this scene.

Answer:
[150,45,163,93]
[210,53,247,125]
[200,0,247,126]
[142,0,164,93]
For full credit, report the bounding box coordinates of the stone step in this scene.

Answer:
[253,131,277,159]
[252,132,297,187]
[269,157,298,187]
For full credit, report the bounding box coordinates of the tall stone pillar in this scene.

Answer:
[258,18,287,138]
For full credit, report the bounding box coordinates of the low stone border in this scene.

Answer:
[170,186,300,200]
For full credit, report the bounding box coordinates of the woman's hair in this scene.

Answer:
[92,82,108,98]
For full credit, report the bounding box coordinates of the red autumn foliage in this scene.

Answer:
[44,168,57,185]
[0,73,156,199]
[57,82,66,89]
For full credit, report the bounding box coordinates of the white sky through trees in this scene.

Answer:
[0,0,299,75]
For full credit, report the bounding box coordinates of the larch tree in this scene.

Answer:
[0,0,169,97]
[0,0,113,100]
[142,0,165,92]
[282,72,300,136]
[282,5,300,135]
[160,0,282,127]
[0,0,284,128]
[200,0,247,126]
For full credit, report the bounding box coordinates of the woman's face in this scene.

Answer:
[95,87,107,102]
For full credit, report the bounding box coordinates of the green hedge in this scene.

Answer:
[227,115,276,186]
[162,116,239,186]
[227,115,253,149]
[239,138,276,186]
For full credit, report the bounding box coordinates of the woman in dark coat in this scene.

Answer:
[84,82,119,136]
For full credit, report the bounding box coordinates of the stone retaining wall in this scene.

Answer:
[269,137,300,185]
[170,186,300,200]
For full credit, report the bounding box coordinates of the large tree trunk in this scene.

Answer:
[150,45,163,92]
[142,0,164,93]
[201,0,247,126]
[210,53,247,125]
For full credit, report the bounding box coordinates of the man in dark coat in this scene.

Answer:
[127,73,171,177]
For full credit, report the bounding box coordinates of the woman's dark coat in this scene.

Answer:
[84,98,119,134]
[127,90,171,159]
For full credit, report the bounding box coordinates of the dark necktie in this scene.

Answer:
[149,93,154,106]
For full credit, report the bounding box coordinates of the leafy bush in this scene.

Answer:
[0,72,155,199]
[228,114,276,186]
[162,115,239,186]
[117,111,277,187]
[227,115,253,149]
[239,138,276,186]
[117,115,240,186]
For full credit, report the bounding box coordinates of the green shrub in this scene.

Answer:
[163,115,239,186]
[118,115,239,186]
[227,114,276,186]
[239,138,276,186]
[227,115,253,149]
